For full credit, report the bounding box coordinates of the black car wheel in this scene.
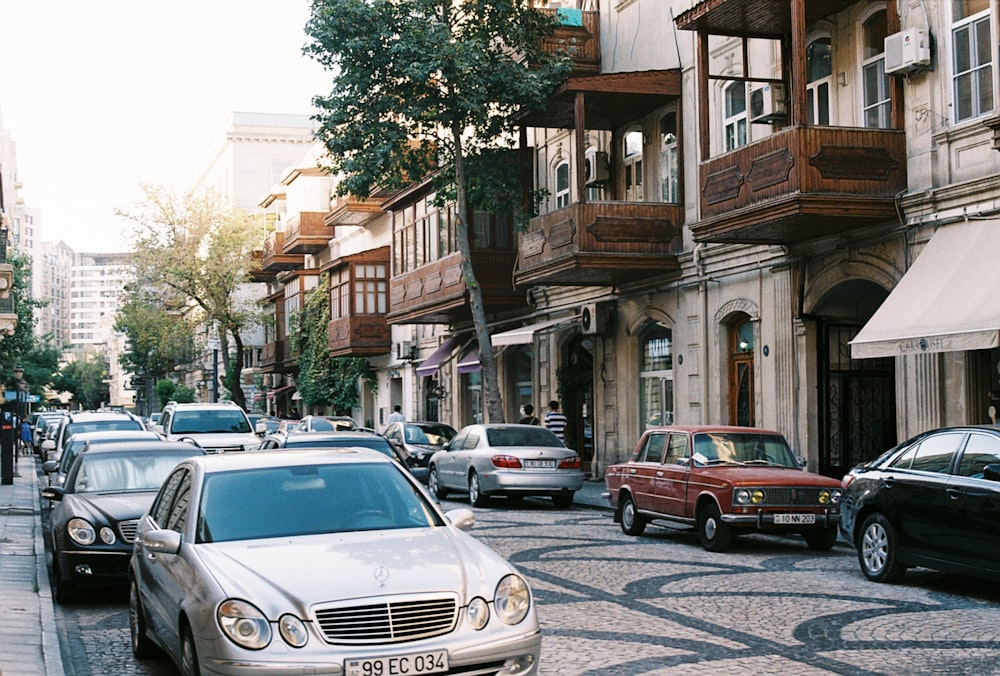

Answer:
[858,513,906,583]
[469,471,489,507]
[804,526,839,551]
[428,466,448,499]
[552,493,574,509]
[698,503,734,552]
[181,623,201,676]
[129,578,156,659]
[620,493,646,536]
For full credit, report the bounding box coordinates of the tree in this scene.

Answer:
[294,279,374,414]
[304,0,569,423]
[51,356,110,410]
[120,186,265,410]
[115,281,195,383]
[0,247,49,392]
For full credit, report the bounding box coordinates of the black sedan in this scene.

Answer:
[42,440,205,602]
[383,420,457,483]
[840,425,1000,583]
[257,431,415,475]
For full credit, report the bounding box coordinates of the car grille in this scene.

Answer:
[314,595,458,644]
[208,445,246,453]
[118,520,140,543]
[763,487,827,505]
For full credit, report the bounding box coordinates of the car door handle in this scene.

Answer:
[947,488,962,500]
[629,468,637,475]
[656,471,664,477]
[880,478,895,489]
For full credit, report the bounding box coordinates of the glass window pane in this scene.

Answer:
[955,72,973,120]
[807,38,832,82]
[975,18,991,66]
[954,26,971,73]
[817,83,830,125]
[978,67,994,115]
[863,11,887,60]
[953,0,989,21]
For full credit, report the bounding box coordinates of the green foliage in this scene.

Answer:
[294,278,374,413]
[115,282,195,381]
[0,248,46,378]
[51,357,110,410]
[173,386,196,403]
[305,0,569,212]
[155,379,177,403]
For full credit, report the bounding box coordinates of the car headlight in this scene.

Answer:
[67,518,96,546]
[734,489,750,505]
[99,527,117,545]
[278,614,308,648]
[494,574,530,625]
[750,489,765,504]
[818,489,842,505]
[218,599,272,650]
[467,597,490,631]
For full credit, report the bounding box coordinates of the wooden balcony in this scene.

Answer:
[515,202,682,286]
[538,8,600,75]
[325,194,386,228]
[261,340,284,368]
[282,211,331,254]
[388,251,525,324]
[262,231,304,271]
[693,126,908,244]
[328,315,391,357]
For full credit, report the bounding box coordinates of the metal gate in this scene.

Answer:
[820,324,896,479]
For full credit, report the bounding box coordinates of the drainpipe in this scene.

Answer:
[694,243,710,424]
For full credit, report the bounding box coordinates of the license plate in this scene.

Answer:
[346,650,448,676]
[773,513,816,525]
[524,459,556,469]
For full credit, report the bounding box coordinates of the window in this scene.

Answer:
[330,268,350,320]
[637,433,667,463]
[957,433,1000,478]
[724,83,748,151]
[952,0,994,123]
[807,38,833,125]
[354,264,387,315]
[729,317,755,427]
[639,322,673,429]
[623,130,643,200]
[555,161,571,208]
[664,433,689,465]
[659,113,679,202]
[862,11,890,128]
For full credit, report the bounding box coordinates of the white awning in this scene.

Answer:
[491,316,578,347]
[851,218,1000,359]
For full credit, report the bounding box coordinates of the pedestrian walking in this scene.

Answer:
[518,404,540,425]
[387,405,406,424]
[544,400,568,443]
[19,419,33,456]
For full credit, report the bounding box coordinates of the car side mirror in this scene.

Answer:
[153,424,165,434]
[797,456,808,470]
[42,440,55,451]
[255,421,267,435]
[41,486,65,502]
[444,508,475,531]
[676,457,690,467]
[42,460,58,474]
[142,528,182,555]
[984,463,1000,482]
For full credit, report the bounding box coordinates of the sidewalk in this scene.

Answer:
[0,454,63,676]
[574,476,611,511]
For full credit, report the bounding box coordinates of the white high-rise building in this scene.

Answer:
[69,252,132,348]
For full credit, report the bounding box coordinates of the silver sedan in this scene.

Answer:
[129,449,540,676]
[428,424,585,508]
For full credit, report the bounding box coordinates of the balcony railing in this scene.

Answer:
[325,194,386,228]
[282,212,331,254]
[693,125,908,244]
[261,340,284,368]
[262,230,305,271]
[516,201,682,287]
[388,250,524,324]
[328,314,391,357]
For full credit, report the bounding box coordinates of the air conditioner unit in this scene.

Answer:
[585,151,610,186]
[749,83,787,124]
[580,302,612,336]
[885,28,932,76]
[395,341,415,361]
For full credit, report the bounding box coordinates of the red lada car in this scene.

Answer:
[605,426,842,552]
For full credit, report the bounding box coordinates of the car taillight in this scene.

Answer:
[559,455,581,470]
[492,455,523,469]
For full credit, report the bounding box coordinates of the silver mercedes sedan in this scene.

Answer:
[129,449,540,676]
[427,424,585,508]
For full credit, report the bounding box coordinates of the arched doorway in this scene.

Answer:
[813,279,897,478]
[558,335,595,467]
[728,315,755,426]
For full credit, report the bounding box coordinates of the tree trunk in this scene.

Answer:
[225,325,247,410]
[451,122,505,423]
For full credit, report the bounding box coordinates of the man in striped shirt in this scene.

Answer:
[544,400,568,444]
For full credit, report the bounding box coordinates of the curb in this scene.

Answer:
[30,461,64,676]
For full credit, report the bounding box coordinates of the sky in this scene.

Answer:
[0,0,333,252]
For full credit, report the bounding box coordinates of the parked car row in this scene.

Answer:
[604,422,1000,585]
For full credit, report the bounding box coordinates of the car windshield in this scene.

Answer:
[172,410,251,434]
[196,462,442,542]
[692,432,798,468]
[71,450,200,493]
[64,420,143,438]
[406,424,455,446]
[486,426,565,448]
